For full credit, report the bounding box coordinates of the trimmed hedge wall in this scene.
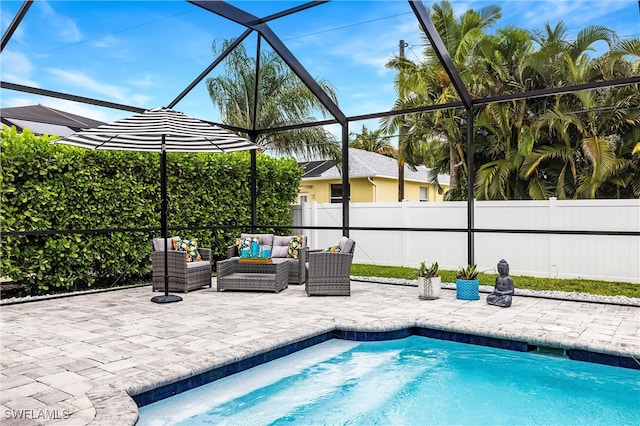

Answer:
[0,126,301,295]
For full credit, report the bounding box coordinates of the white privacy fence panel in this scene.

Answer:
[291,199,640,283]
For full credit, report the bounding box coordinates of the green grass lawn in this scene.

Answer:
[351,264,640,299]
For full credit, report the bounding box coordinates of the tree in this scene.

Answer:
[472,27,535,200]
[383,0,502,200]
[349,125,397,158]
[206,39,341,160]
[472,22,640,199]
[519,24,640,199]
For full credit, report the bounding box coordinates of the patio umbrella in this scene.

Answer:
[53,107,257,303]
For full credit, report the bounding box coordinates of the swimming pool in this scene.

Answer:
[137,336,640,425]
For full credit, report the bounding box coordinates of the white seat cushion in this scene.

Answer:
[153,236,180,251]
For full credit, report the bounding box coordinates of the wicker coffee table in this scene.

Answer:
[216,258,289,293]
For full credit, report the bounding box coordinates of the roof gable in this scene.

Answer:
[299,148,449,185]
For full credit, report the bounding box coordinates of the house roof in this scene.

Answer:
[299,148,450,186]
[0,104,106,136]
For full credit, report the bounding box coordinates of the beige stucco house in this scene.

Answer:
[297,148,449,204]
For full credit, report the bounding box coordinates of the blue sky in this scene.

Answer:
[1,0,638,139]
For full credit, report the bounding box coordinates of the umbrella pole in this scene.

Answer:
[151,139,182,303]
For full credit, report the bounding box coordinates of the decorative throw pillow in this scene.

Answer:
[235,236,256,253]
[153,236,180,252]
[287,235,304,259]
[324,245,341,253]
[173,238,201,262]
[338,237,354,254]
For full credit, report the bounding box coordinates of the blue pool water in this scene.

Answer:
[137,336,640,425]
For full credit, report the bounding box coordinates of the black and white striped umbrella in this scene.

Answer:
[55,107,255,153]
[54,107,257,304]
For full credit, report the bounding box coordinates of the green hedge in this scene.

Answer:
[0,126,301,294]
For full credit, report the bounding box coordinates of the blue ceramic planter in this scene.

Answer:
[456,279,480,300]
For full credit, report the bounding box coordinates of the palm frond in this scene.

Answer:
[528,179,553,200]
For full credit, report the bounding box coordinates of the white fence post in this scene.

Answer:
[309,201,318,248]
[401,201,408,267]
[548,197,559,278]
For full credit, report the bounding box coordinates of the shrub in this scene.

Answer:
[0,126,301,294]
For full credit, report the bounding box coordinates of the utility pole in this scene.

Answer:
[398,39,408,202]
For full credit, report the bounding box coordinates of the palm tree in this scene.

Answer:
[521,85,640,199]
[349,125,397,158]
[472,27,535,200]
[519,25,640,199]
[206,39,340,160]
[474,103,534,200]
[382,0,502,200]
[476,22,639,200]
[523,22,616,89]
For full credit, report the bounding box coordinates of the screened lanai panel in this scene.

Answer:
[415,0,640,98]
[266,1,425,118]
[0,1,247,124]
[2,1,637,123]
[203,38,338,130]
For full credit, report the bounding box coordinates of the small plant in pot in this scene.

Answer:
[456,264,480,300]
[418,261,441,300]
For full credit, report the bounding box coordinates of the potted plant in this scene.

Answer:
[456,264,480,300]
[418,261,441,300]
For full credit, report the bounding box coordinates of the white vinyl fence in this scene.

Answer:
[291,199,640,284]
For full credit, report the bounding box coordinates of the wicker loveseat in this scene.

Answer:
[151,237,212,293]
[305,237,356,296]
[227,233,308,285]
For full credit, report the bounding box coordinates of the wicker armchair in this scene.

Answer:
[305,237,356,296]
[151,237,212,293]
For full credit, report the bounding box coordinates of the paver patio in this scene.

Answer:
[1,279,639,425]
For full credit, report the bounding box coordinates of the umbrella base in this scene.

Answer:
[151,294,183,303]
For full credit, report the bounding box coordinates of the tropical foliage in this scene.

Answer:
[456,264,479,280]
[0,127,301,295]
[206,39,341,161]
[349,125,397,158]
[385,0,640,200]
[417,261,439,278]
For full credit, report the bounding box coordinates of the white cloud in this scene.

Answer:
[293,23,414,81]
[46,68,126,99]
[129,94,153,107]
[39,0,82,43]
[1,96,42,108]
[345,87,397,117]
[131,74,155,88]
[92,34,119,49]
[514,1,634,37]
[45,68,151,107]
[0,50,40,86]
[41,99,128,123]
[449,1,474,17]
[1,73,40,88]
[1,8,26,42]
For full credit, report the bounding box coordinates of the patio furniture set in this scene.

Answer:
[150,235,356,296]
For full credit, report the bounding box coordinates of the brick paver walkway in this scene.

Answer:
[1,280,639,425]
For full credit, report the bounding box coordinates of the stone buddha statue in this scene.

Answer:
[487,259,514,307]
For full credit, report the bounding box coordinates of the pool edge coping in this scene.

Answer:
[128,322,640,413]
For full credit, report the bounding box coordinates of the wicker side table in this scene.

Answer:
[216,258,289,293]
